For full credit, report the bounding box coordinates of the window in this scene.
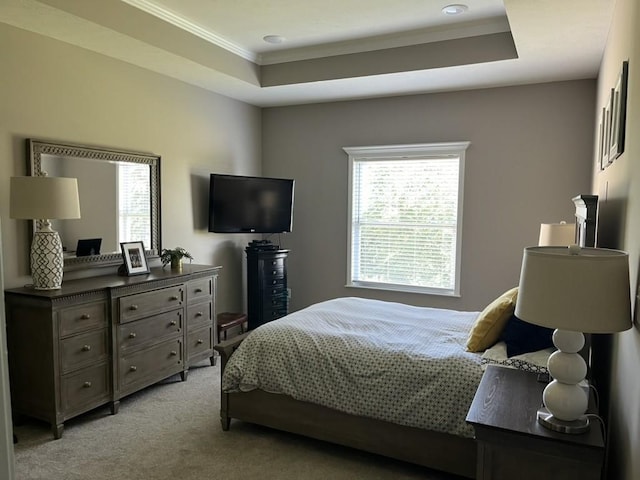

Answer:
[118,163,151,248]
[344,142,469,296]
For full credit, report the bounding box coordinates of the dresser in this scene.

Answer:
[466,365,605,480]
[5,264,220,438]
[245,247,289,330]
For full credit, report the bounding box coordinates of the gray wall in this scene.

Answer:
[0,22,261,314]
[591,0,640,479]
[4,9,638,478]
[263,81,596,312]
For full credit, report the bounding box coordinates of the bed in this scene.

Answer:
[214,296,550,478]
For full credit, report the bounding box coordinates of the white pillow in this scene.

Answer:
[480,341,554,374]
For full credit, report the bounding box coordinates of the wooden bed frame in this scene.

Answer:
[214,334,477,479]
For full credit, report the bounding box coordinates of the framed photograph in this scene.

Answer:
[602,102,611,168]
[598,110,606,170]
[120,241,150,276]
[609,60,629,160]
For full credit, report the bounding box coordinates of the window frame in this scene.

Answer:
[344,142,469,297]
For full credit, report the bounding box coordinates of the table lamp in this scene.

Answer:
[10,176,81,290]
[515,245,631,434]
[538,221,576,246]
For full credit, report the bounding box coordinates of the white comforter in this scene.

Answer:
[221,297,482,438]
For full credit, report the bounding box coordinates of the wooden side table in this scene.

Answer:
[466,365,605,480]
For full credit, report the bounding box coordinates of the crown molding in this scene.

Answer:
[122,0,257,63]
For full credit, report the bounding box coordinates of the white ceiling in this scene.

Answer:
[0,0,614,107]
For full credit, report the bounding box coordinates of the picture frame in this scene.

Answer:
[120,241,150,276]
[598,109,606,170]
[602,102,611,169]
[609,60,629,160]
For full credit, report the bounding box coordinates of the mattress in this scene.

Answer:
[222,297,483,438]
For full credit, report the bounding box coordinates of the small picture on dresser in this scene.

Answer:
[120,241,150,275]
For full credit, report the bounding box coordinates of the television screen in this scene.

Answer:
[208,174,294,233]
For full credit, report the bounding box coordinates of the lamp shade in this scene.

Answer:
[515,246,632,333]
[10,176,80,220]
[538,222,576,246]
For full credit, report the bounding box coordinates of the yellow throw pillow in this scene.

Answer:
[466,287,518,352]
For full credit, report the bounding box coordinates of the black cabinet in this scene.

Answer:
[246,247,289,330]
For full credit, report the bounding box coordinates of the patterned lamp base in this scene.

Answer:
[31,229,64,290]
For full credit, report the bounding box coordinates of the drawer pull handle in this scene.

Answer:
[82,345,92,352]
[272,261,277,265]
[170,320,177,326]
[80,314,91,320]
[170,295,179,301]
[129,332,137,339]
[195,312,203,317]
[170,350,178,356]
[83,381,92,388]
[195,288,203,293]
[197,339,204,345]
[272,270,277,275]
[129,305,139,311]
[130,366,137,372]
[272,280,277,285]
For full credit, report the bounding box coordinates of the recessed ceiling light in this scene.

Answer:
[442,4,468,15]
[263,35,286,44]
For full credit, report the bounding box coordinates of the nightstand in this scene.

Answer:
[466,365,605,480]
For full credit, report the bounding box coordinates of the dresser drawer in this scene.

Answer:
[60,329,109,375]
[61,363,110,414]
[265,283,287,297]
[118,309,183,351]
[119,285,184,323]
[263,308,288,322]
[186,301,212,329]
[119,339,183,388]
[264,257,285,269]
[187,325,212,360]
[263,276,286,290]
[187,278,212,304]
[59,302,107,337]
[263,266,285,281]
[262,292,288,308]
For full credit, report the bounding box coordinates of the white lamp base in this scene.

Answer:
[30,225,64,290]
[540,329,590,434]
[537,407,590,434]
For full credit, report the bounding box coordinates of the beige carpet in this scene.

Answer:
[12,362,466,480]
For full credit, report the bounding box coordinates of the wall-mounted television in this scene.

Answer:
[208,174,295,233]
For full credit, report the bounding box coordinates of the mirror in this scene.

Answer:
[28,139,161,270]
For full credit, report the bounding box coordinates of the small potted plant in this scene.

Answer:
[160,247,194,271]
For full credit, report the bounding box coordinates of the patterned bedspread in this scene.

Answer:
[221,297,482,438]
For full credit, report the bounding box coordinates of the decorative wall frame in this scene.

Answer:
[609,60,629,160]
[599,107,608,170]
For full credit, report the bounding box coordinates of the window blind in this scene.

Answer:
[351,156,461,294]
[118,163,151,248]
